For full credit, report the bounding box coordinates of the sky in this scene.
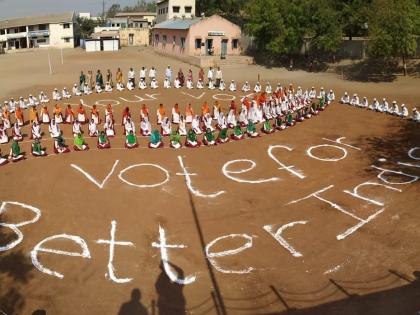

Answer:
[0,0,150,19]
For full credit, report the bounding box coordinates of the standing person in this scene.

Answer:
[106,69,113,87]
[178,69,185,87]
[87,70,93,89]
[79,71,86,92]
[215,67,223,88]
[207,67,214,86]
[128,67,136,86]
[116,67,124,85]
[140,66,147,82]
[198,68,204,82]
[165,65,172,82]
[96,70,104,89]
[149,66,157,83]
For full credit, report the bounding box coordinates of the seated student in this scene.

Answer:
[1,106,11,129]
[412,108,420,122]
[140,104,149,120]
[163,78,171,89]
[72,120,83,137]
[90,105,101,125]
[350,94,360,106]
[12,122,23,141]
[74,132,89,151]
[317,87,326,100]
[286,111,295,126]
[125,130,138,149]
[191,115,202,135]
[246,121,259,138]
[62,87,71,99]
[185,128,201,148]
[73,84,82,96]
[0,123,8,144]
[203,128,216,146]
[309,102,318,116]
[49,119,61,138]
[254,82,262,93]
[77,104,88,124]
[84,83,93,95]
[52,104,63,124]
[218,79,226,91]
[174,77,181,89]
[172,103,181,124]
[186,78,194,89]
[95,82,103,93]
[217,112,228,130]
[202,113,214,132]
[54,134,70,154]
[304,105,312,119]
[263,102,273,120]
[140,117,152,136]
[169,130,182,149]
[295,108,305,122]
[0,148,8,166]
[242,81,251,93]
[229,80,237,92]
[389,101,399,115]
[124,117,135,135]
[121,106,131,125]
[308,87,317,99]
[150,78,159,89]
[262,119,275,134]
[213,101,221,121]
[369,98,380,111]
[185,104,194,123]
[15,107,24,127]
[39,91,50,103]
[196,78,204,89]
[65,104,75,124]
[217,127,229,144]
[31,121,42,139]
[157,104,165,124]
[138,78,147,90]
[340,92,350,104]
[149,129,163,148]
[31,138,47,157]
[360,97,369,108]
[399,104,409,118]
[88,119,98,137]
[208,79,216,90]
[238,108,248,127]
[9,140,24,162]
[265,82,272,94]
[127,80,135,91]
[29,106,39,124]
[380,98,389,113]
[178,115,187,136]
[28,94,40,107]
[274,115,286,130]
[231,123,245,140]
[97,131,111,149]
[52,88,62,101]
[201,101,210,117]
[327,90,335,104]
[116,81,125,91]
[104,81,112,92]
[161,117,172,136]
[104,116,115,137]
[40,106,50,124]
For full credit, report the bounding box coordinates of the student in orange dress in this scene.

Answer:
[65,104,75,124]
[90,105,101,124]
[53,104,63,123]
[40,106,50,124]
[29,106,39,124]
[121,106,131,125]
[157,104,165,124]
[172,103,180,124]
[201,101,210,118]
[2,106,11,129]
[15,107,24,126]
[105,104,114,123]
[140,104,149,120]
[77,104,88,124]
[185,103,193,123]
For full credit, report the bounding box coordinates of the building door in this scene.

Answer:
[129,34,134,46]
[221,39,228,59]
[206,39,213,55]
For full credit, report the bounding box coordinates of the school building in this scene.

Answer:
[152,14,252,67]
[0,12,76,51]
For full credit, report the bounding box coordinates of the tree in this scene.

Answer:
[368,0,420,75]
[106,4,121,18]
[335,0,372,39]
[76,17,106,39]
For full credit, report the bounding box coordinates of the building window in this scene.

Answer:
[64,38,71,43]
[63,23,70,29]
[232,39,239,49]
[37,39,46,43]
[173,6,180,13]
[154,34,159,45]
[39,24,47,30]
[166,7,168,13]
[185,6,192,13]
[195,38,202,49]
[181,37,185,49]
[19,26,26,32]
[0,29,4,35]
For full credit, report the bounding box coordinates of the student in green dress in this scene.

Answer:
[203,128,216,146]
[32,138,47,156]
[125,130,138,149]
[169,129,182,149]
[9,140,24,161]
[262,119,274,134]
[186,128,200,147]
[74,132,89,151]
[97,131,111,149]
[231,123,244,140]
[246,120,259,138]
[217,127,229,143]
[149,129,163,148]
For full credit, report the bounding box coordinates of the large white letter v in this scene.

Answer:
[71,160,120,189]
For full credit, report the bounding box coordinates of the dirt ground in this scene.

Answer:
[0,47,420,315]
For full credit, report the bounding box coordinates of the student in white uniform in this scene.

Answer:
[186,78,194,89]
[116,81,125,91]
[105,81,113,92]
[62,87,71,99]
[127,80,135,91]
[229,80,237,92]
[31,121,42,139]
[197,79,204,89]
[254,82,262,93]
[39,91,49,103]
[49,119,61,138]
[174,77,181,89]
[18,97,28,109]
[242,81,251,93]
[88,119,98,136]
[208,79,215,90]
[72,120,82,137]
[73,84,82,96]
[139,78,147,90]
[140,117,152,136]
[149,67,157,82]
[52,88,62,101]
[399,104,408,118]
[84,83,93,95]
[411,108,420,122]
[265,82,272,94]
[219,79,226,91]
[151,78,159,89]
[340,92,350,104]
[163,78,171,89]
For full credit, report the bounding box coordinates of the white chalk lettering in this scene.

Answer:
[71,160,120,189]
[177,156,225,198]
[0,201,41,251]
[371,165,419,185]
[322,137,361,151]
[205,234,254,274]
[151,225,196,285]
[222,159,279,184]
[96,221,134,283]
[263,221,308,257]
[212,94,235,101]
[343,181,402,207]
[181,92,205,99]
[408,147,420,160]
[118,163,170,188]
[267,145,306,179]
[31,234,91,279]
[307,144,348,162]
[95,99,120,107]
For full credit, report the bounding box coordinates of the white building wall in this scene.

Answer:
[157,0,195,23]
[49,22,75,48]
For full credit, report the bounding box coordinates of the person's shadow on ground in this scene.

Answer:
[117,288,148,315]
[155,261,186,315]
